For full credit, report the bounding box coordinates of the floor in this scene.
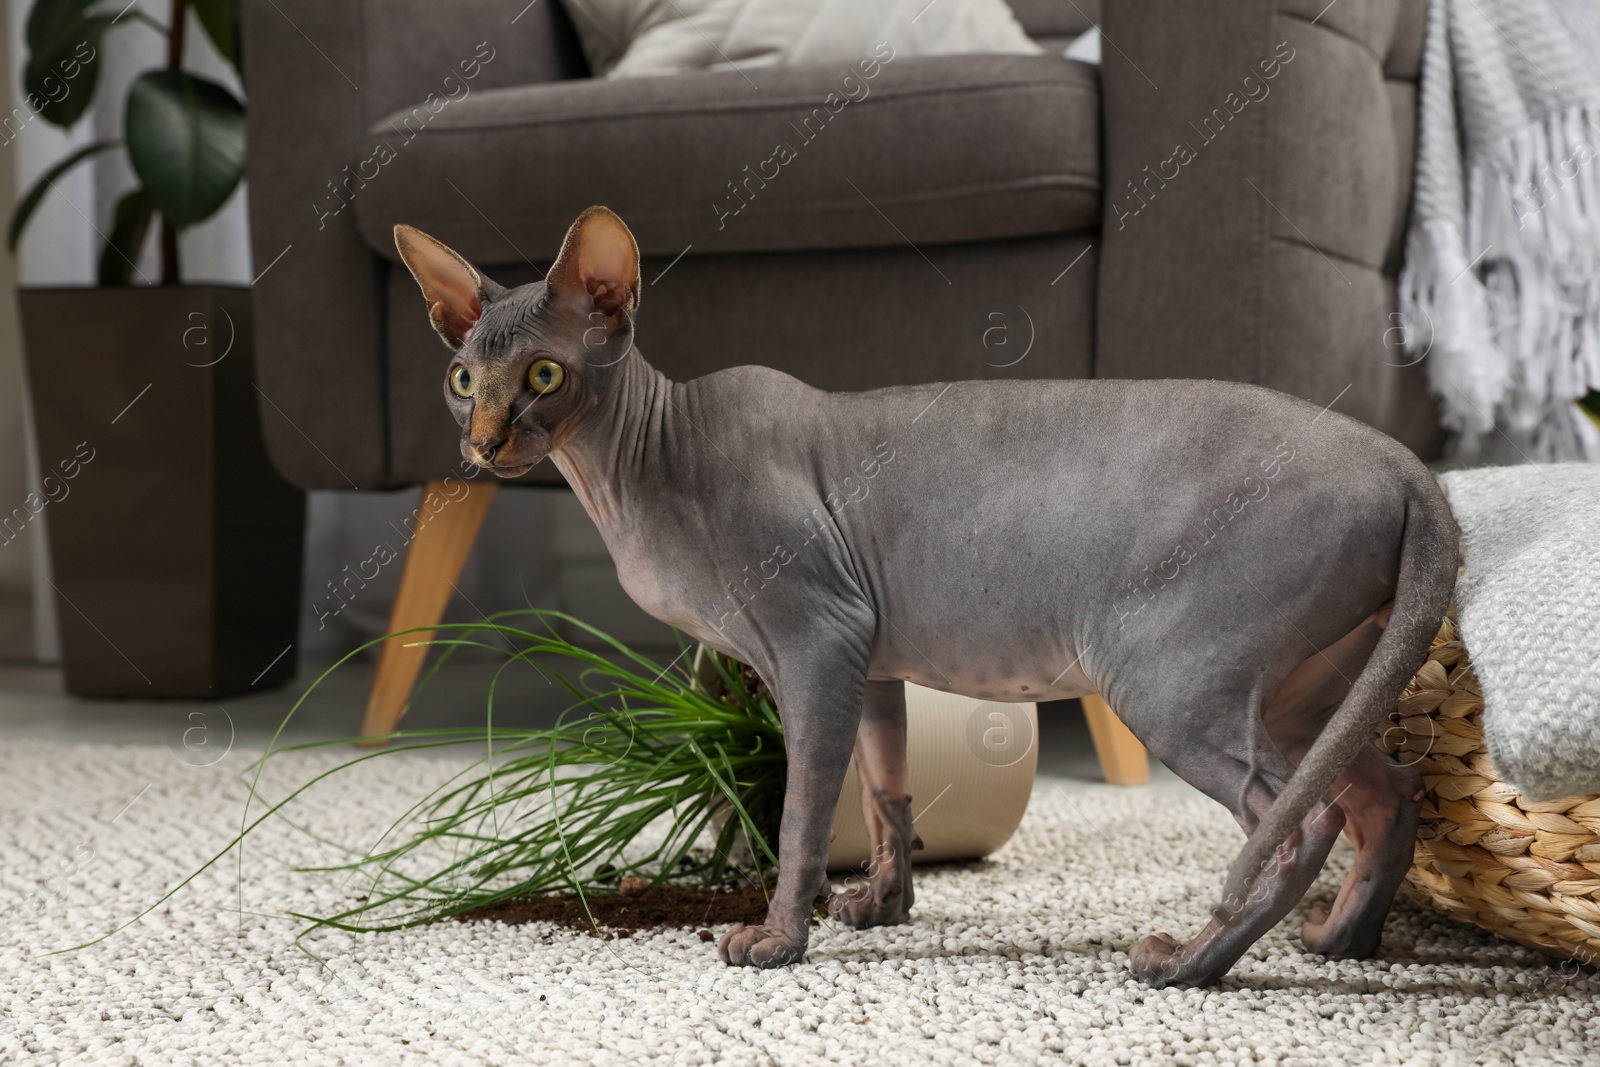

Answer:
[3,732,1583,1066]
[6,651,1589,1065]
[0,650,1197,795]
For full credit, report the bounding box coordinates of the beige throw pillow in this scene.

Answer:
[559,0,1042,78]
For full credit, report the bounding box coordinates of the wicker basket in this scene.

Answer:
[1374,607,1600,961]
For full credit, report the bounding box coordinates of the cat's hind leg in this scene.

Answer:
[1118,676,1345,987]
[1260,606,1423,961]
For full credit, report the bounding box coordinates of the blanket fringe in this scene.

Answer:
[1402,105,1600,462]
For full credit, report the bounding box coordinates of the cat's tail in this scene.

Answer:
[1216,470,1459,918]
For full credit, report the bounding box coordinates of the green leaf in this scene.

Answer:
[189,0,239,67]
[24,14,114,128]
[98,188,155,286]
[25,0,99,54]
[125,70,245,229]
[7,138,121,252]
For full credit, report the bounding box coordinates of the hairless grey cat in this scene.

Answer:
[393,206,1459,987]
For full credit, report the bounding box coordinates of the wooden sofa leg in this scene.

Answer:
[358,478,499,743]
[1081,693,1149,786]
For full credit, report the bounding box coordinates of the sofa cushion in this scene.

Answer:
[560,0,1041,79]
[1007,0,1097,38]
[351,53,1100,262]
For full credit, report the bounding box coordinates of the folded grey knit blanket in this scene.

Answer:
[1439,464,1600,799]
[1402,0,1600,464]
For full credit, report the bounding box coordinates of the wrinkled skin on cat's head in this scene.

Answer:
[393,206,641,477]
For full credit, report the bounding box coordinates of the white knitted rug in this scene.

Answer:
[3,740,1596,1066]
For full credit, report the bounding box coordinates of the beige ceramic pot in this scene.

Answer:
[827,683,1038,871]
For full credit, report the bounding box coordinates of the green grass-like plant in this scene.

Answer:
[52,609,789,955]
[276,610,788,935]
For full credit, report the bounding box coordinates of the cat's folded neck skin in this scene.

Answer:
[548,345,673,535]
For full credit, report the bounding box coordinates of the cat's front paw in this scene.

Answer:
[828,794,918,930]
[828,872,912,929]
[717,922,807,968]
[825,857,915,927]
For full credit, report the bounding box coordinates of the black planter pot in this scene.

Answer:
[17,285,304,698]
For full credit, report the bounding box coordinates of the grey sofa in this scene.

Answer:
[242,0,1443,493]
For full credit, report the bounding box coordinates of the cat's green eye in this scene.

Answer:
[529,359,565,395]
[448,365,474,399]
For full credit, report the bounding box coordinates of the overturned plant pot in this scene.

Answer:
[18,285,304,698]
[694,654,1038,872]
[828,684,1038,871]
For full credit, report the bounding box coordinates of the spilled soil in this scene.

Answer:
[455,879,828,939]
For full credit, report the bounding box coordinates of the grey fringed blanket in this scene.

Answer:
[1439,464,1600,800]
[1402,0,1600,463]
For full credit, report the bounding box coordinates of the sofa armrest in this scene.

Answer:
[1096,0,1442,457]
[241,0,586,489]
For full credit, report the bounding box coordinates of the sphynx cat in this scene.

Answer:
[393,206,1459,987]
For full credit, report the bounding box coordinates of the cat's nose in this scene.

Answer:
[467,436,504,465]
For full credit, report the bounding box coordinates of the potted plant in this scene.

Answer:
[7,0,303,697]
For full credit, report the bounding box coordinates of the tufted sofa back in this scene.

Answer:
[1096,0,1441,458]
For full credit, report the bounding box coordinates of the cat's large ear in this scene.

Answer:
[394,225,494,350]
[547,206,641,326]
